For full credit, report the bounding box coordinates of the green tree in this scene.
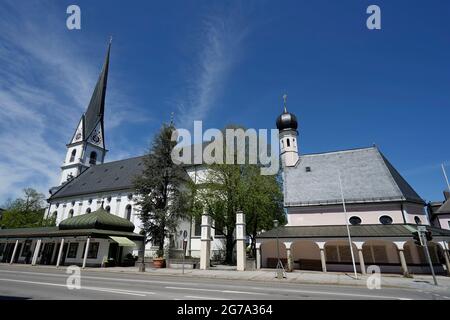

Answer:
[0,188,55,229]
[133,123,191,257]
[193,125,285,264]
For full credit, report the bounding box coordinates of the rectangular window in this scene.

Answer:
[21,240,32,257]
[194,218,201,237]
[0,243,5,256]
[87,242,99,259]
[67,243,79,259]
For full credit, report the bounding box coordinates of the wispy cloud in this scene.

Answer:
[0,1,143,203]
[176,6,251,128]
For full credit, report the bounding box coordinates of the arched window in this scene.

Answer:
[86,208,91,214]
[68,209,74,219]
[125,205,132,221]
[379,215,393,225]
[89,151,97,165]
[70,149,76,162]
[286,139,290,147]
[105,206,111,213]
[349,216,362,225]
[414,216,422,225]
[52,211,57,220]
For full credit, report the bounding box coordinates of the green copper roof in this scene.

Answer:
[59,208,135,232]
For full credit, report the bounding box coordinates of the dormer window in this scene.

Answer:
[305,167,311,172]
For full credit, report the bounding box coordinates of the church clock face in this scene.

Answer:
[75,132,82,141]
[90,129,102,145]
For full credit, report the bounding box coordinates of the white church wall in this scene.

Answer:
[286,202,420,226]
[402,203,430,225]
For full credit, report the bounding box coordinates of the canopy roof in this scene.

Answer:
[59,207,135,232]
[258,224,450,239]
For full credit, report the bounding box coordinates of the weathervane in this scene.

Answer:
[283,94,288,113]
[109,35,113,44]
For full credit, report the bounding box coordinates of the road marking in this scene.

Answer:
[0,278,153,297]
[165,286,268,296]
[247,286,411,300]
[0,269,200,286]
[185,295,228,300]
[0,268,415,300]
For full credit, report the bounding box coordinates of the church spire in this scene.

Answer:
[84,39,111,139]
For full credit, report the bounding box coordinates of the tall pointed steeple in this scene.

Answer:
[59,39,112,185]
[84,38,111,140]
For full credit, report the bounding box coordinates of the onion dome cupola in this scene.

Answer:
[276,94,298,131]
[277,94,299,168]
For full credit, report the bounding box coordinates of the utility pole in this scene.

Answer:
[442,164,450,191]
[417,226,438,286]
[338,171,358,280]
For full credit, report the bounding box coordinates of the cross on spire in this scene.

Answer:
[283,94,288,113]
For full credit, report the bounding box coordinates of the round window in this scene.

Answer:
[379,215,393,225]
[414,216,422,225]
[349,216,362,225]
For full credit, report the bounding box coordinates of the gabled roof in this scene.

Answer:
[49,156,145,200]
[83,41,110,139]
[59,208,135,232]
[436,199,450,214]
[284,147,424,207]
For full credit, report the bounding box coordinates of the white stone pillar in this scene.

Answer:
[320,249,327,272]
[358,249,366,275]
[82,237,90,269]
[56,238,65,268]
[443,250,450,276]
[284,242,293,272]
[236,211,246,271]
[395,241,409,277]
[199,214,211,270]
[9,240,19,264]
[32,239,42,266]
[316,242,327,273]
[256,244,261,270]
[398,249,409,277]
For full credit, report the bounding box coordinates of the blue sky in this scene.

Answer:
[0,0,449,204]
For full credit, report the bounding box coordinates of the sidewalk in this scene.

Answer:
[83,265,450,293]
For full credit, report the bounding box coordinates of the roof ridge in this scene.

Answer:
[372,147,405,200]
[376,149,424,204]
[301,146,376,157]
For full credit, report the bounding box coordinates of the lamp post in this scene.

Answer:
[273,219,285,279]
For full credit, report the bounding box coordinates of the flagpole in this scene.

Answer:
[442,164,450,191]
[338,171,358,280]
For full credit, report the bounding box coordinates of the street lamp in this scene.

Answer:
[273,219,285,279]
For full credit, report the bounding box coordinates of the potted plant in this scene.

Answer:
[152,249,166,268]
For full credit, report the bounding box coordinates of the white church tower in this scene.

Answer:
[59,40,111,185]
[276,94,299,167]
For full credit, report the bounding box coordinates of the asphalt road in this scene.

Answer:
[0,264,447,300]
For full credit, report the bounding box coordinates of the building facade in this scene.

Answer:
[256,103,450,275]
